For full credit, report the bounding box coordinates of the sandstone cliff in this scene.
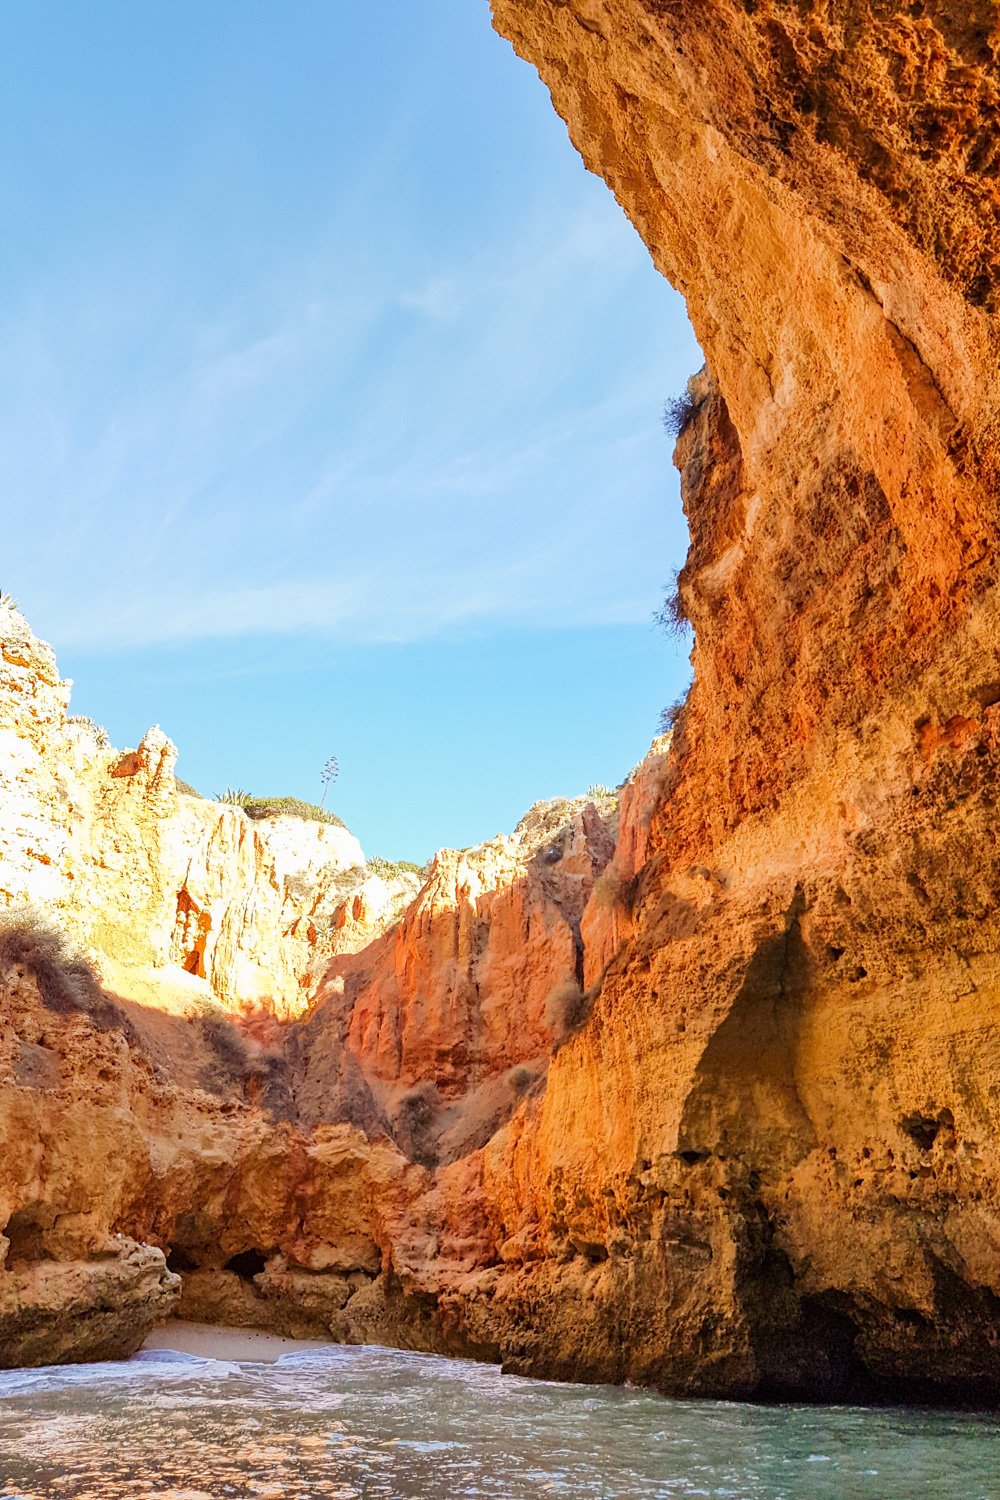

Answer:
[0,607,621,1361]
[6,0,1000,1401]
[474,0,1000,1400]
[0,603,418,1020]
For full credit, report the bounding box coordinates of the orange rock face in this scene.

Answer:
[466,0,1000,1399]
[297,798,614,1156]
[6,0,1000,1399]
[0,647,618,1361]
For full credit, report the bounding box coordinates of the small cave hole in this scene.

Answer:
[900,1113,942,1152]
[224,1248,267,1280]
[675,1148,712,1166]
[3,1206,50,1263]
[166,1245,199,1274]
[576,1240,609,1265]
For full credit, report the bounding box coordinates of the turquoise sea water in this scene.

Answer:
[0,1344,997,1499]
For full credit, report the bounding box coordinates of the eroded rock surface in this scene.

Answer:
[5,0,1000,1398]
[0,610,621,1363]
[472,0,1000,1399]
[0,1245,179,1369]
[0,604,419,1019]
[297,796,615,1161]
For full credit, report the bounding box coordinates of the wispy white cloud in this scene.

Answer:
[399,276,463,320]
[2,58,701,657]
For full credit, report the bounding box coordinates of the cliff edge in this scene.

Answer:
[479,0,1000,1398]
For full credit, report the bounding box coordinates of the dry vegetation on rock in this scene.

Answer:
[0,911,134,1038]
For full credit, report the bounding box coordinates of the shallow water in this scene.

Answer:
[0,1344,997,1499]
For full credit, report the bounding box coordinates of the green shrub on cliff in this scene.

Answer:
[213,789,345,828]
[366,855,425,879]
[67,714,110,747]
[243,796,345,828]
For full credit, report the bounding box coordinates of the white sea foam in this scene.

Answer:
[0,1339,996,1498]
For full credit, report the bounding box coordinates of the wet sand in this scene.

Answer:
[140,1319,335,1363]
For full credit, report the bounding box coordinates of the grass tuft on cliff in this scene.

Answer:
[653,568,691,638]
[505,1063,534,1096]
[658,692,688,735]
[545,976,604,1052]
[66,714,110,747]
[545,979,590,1042]
[0,908,137,1039]
[591,865,637,914]
[394,1081,443,1168]
[189,1008,293,1117]
[662,391,698,437]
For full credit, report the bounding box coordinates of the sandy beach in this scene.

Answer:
[140,1320,336,1363]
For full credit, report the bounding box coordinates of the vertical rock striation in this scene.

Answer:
[475,0,1000,1398]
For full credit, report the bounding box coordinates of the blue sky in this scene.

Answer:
[1,0,700,862]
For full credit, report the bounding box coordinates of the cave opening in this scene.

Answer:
[224,1248,268,1280]
[166,1245,199,1274]
[3,1206,52,1264]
